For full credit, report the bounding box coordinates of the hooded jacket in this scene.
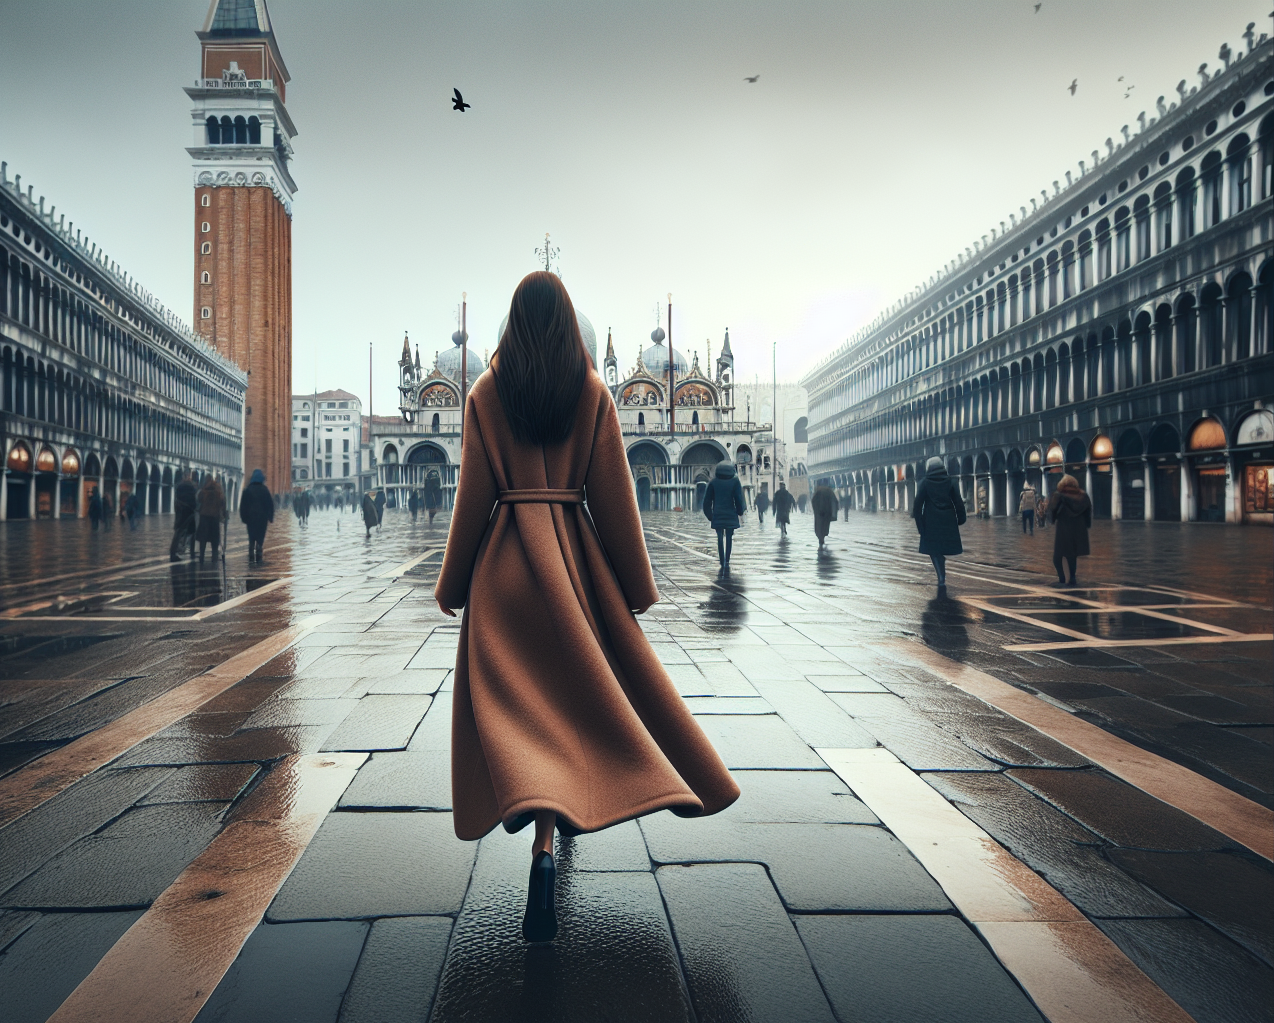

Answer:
[239,473,275,539]
[702,460,745,530]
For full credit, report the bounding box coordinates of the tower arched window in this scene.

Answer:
[1227,133,1252,215]
[431,413,440,433]
[220,116,233,142]
[205,117,220,144]
[248,116,261,145]
[233,116,247,145]
[201,271,211,284]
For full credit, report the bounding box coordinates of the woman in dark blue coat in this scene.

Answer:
[702,460,745,574]
[911,456,966,589]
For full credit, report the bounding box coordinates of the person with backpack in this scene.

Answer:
[1018,483,1037,535]
[702,459,745,575]
[912,456,966,590]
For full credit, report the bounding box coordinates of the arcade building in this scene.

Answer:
[373,311,781,512]
[802,27,1273,525]
[1,163,247,521]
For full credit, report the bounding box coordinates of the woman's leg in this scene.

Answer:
[532,810,556,857]
[930,554,945,584]
[1053,553,1066,583]
[725,528,733,566]
[1066,556,1077,584]
[716,528,726,565]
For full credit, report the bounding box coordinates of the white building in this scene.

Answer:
[292,389,363,492]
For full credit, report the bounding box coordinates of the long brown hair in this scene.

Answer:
[493,272,590,444]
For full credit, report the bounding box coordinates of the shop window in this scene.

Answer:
[1245,465,1274,513]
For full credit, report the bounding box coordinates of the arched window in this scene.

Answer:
[1076,231,1092,290]
[1228,272,1254,360]
[1114,207,1131,271]
[793,416,808,443]
[1199,283,1223,367]
[637,412,645,427]
[1153,182,1173,251]
[220,116,233,142]
[1177,294,1197,374]
[1227,133,1252,215]
[200,271,210,285]
[205,116,220,144]
[233,116,248,145]
[248,116,261,145]
[431,412,440,433]
[1133,195,1151,261]
[1260,114,1274,201]
[1200,151,1223,228]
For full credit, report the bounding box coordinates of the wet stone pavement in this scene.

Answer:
[0,507,1269,1023]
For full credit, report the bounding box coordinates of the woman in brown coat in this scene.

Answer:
[195,476,226,561]
[435,273,738,942]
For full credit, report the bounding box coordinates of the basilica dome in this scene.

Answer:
[497,311,597,368]
[642,340,687,378]
[435,344,486,382]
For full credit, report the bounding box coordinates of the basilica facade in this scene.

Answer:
[802,26,1273,526]
[373,309,782,513]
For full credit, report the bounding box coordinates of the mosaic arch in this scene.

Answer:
[419,382,459,407]
[620,381,663,407]
[675,382,716,407]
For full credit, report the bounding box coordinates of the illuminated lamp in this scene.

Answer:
[1089,435,1114,460]
[36,446,58,473]
[1026,448,1041,466]
[62,449,81,475]
[1045,442,1064,465]
[6,443,32,473]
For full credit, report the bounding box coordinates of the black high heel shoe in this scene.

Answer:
[522,850,558,942]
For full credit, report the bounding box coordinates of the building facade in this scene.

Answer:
[291,389,363,492]
[372,315,781,514]
[1,163,247,520]
[188,0,296,494]
[803,29,1274,526]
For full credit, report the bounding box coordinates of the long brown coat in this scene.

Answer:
[436,371,739,841]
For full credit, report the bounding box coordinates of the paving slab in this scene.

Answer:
[193,920,369,1023]
[0,765,170,896]
[682,696,771,714]
[693,714,827,769]
[267,811,476,921]
[337,916,452,1023]
[657,863,836,1023]
[748,678,878,747]
[795,914,1045,1023]
[429,828,693,1023]
[0,801,227,909]
[1096,918,1274,1023]
[555,820,650,872]
[321,695,432,752]
[639,815,949,911]
[113,725,338,767]
[407,692,451,751]
[723,769,878,823]
[830,692,995,770]
[240,698,360,730]
[338,750,451,810]
[137,763,259,804]
[1008,768,1238,851]
[0,909,144,1023]
[361,669,450,695]
[1104,849,1274,965]
[925,771,1185,918]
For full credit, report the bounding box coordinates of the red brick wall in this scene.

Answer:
[194,186,292,494]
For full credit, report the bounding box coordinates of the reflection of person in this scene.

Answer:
[773,482,796,536]
[435,272,738,944]
[702,459,745,573]
[810,480,839,548]
[170,472,197,560]
[1047,474,1092,587]
[196,477,226,561]
[912,457,966,590]
[238,469,274,564]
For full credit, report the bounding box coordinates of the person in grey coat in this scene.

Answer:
[911,456,966,590]
[702,459,745,574]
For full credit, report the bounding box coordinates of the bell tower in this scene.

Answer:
[187,0,296,493]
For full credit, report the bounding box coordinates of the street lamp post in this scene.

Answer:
[667,293,674,439]
[453,292,469,443]
[772,340,777,501]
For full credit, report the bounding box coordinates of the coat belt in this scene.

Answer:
[497,489,585,504]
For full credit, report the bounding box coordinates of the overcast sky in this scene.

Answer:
[0,0,1264,410]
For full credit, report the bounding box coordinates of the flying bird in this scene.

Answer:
[744,74,759,83]
[451,88,471,112]
[1034,3,1042,12]
[1068,79,1078,95]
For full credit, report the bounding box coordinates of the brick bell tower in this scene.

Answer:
[187,0,296,493]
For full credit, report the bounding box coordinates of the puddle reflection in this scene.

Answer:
[921,593,971,656]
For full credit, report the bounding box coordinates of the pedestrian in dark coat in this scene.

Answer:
[89,488,103,532]
[195,477,226,561]
[170,473,197,560]
[408,490,421,523]
[772,482,796,536]
[810,481,839,548]
[702,459,745,572]
[361,491,379,537]
[1047,474,1092,587]
[101,493,113,530]
[239,469,274,563]
[755,490,770,525]
[124,490,141,530]
[912,457,966,588]
[436,272,737,944]
[374,490,385,527]
[424,473,443,525]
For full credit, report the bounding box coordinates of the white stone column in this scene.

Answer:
[1225,453,1239,524]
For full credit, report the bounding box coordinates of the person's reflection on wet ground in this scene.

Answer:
[816,547,839,581]
[169,561,200,608]
[920,591,970,656]
[700,574,747,633]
